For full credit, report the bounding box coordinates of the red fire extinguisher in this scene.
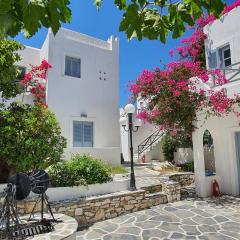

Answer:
[212,179,220,197]
[141,154,146,163]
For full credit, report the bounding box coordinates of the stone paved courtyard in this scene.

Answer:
[77,195,240,240]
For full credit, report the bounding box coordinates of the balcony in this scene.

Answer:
[209,62,240,88]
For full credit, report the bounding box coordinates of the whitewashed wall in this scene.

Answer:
[192,7,240,197]
[193,110,240,197]
[204,7,240,95]
[45,29,120,164]
[120,110,162,162]
[12,28,121,165]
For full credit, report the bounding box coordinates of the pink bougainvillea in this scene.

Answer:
[21,59,52,106]
[197,0,240,28]
[130,1,240,138]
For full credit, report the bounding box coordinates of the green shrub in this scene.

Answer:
[47,154,112,187]
[0,102,67,178]
[161,135,177,162]
[161,133,193,162]
[178,161,194,172]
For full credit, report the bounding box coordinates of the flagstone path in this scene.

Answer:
[77,195,240,240]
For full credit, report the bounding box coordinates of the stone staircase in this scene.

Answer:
[134,130,164,162]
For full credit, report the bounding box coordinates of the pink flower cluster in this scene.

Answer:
[223,0,240,14]
[197,0,240,28]
[21,59,52,105]
[129,0,240,136]
[211,69,228,85]
[197,14,216,28]
[209,89,231,113]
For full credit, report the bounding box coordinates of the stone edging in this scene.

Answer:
[17,179,180,227]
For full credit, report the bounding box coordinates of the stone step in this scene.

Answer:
[141,184,163,194]
[145,192,168,205]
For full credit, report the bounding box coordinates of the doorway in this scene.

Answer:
[234,132,240,194]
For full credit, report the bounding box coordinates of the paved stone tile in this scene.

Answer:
[199,233,235,240]
[142,229,170,239]
[77,196,240,240]
[198,225,218,233]
[180,225,201,236]
[149,214,180,223]
[115,226,141,235]
[157,222,184,233]
[213,215,229,223]
[134,220,161,229]
[103,233,141,240]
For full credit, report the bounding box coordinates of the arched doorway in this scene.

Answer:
[203,130,216,176]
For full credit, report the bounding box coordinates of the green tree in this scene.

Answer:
[0,0,71,39]
[0,0,224,42]
[0,39,24,99]
[0,102,67,178]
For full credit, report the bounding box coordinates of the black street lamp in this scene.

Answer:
[120,104,142,191]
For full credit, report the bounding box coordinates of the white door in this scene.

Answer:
[235,132,240,193]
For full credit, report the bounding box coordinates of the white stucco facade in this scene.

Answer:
[193,7,240,197]
[16,28,121,165]
[120,106,163,163]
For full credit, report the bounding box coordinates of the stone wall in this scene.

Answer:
[169,173,195,187]
[141,184,162,194]
[17,190,167,227]
[16,180,180,227]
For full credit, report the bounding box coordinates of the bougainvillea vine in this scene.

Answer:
[129,1,240,139]
[21,60,52,107]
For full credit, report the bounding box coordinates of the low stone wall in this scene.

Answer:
[169,173,195,187]
[16,180,180,227]
[162,181,181,202]
[18,190,168,226]
[141,184,162,194]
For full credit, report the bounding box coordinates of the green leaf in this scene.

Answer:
[172,14,185,39]
[0,0,13,13]
[114,0,127,10]
[23,3,43,37]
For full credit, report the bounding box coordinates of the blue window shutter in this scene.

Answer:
[209,52,217,69]
[72,59,81,78]
[73,121,83,147]
[73,121,93,147]
[83,122,93,147]
[65,56,81,78]
[65,56,72,76]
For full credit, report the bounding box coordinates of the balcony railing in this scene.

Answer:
[137,129,164,160]
[210,62,240,88]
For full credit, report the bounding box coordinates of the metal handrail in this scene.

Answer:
[137,129,164,160]
[210,61,240,87]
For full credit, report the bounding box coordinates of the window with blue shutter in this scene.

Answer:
[73,121,93,147]
[65,56,81,78]
[208,52,217,69]
[218,44,231,68]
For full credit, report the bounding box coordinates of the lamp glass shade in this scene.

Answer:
[134,118,142,127]
[119,116,127,126]
[124,104,135,114]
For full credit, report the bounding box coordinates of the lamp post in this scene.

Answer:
[120,104,142,191]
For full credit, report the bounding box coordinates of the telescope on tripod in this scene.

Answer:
[0,169,57,239]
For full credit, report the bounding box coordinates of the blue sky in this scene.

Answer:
[15,0,233,107]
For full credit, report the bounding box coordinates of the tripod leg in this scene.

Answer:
[43,194,55,221]
[28,196,41,221]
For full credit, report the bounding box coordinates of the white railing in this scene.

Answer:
[209,62,240,88]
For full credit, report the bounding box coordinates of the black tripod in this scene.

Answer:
[0,184,25,239]
[28,193,56,222]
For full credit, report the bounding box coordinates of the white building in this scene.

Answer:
[15,28,121,165]
[120,100,164,163]
[193,6,240,197]
[120,6,240,198]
